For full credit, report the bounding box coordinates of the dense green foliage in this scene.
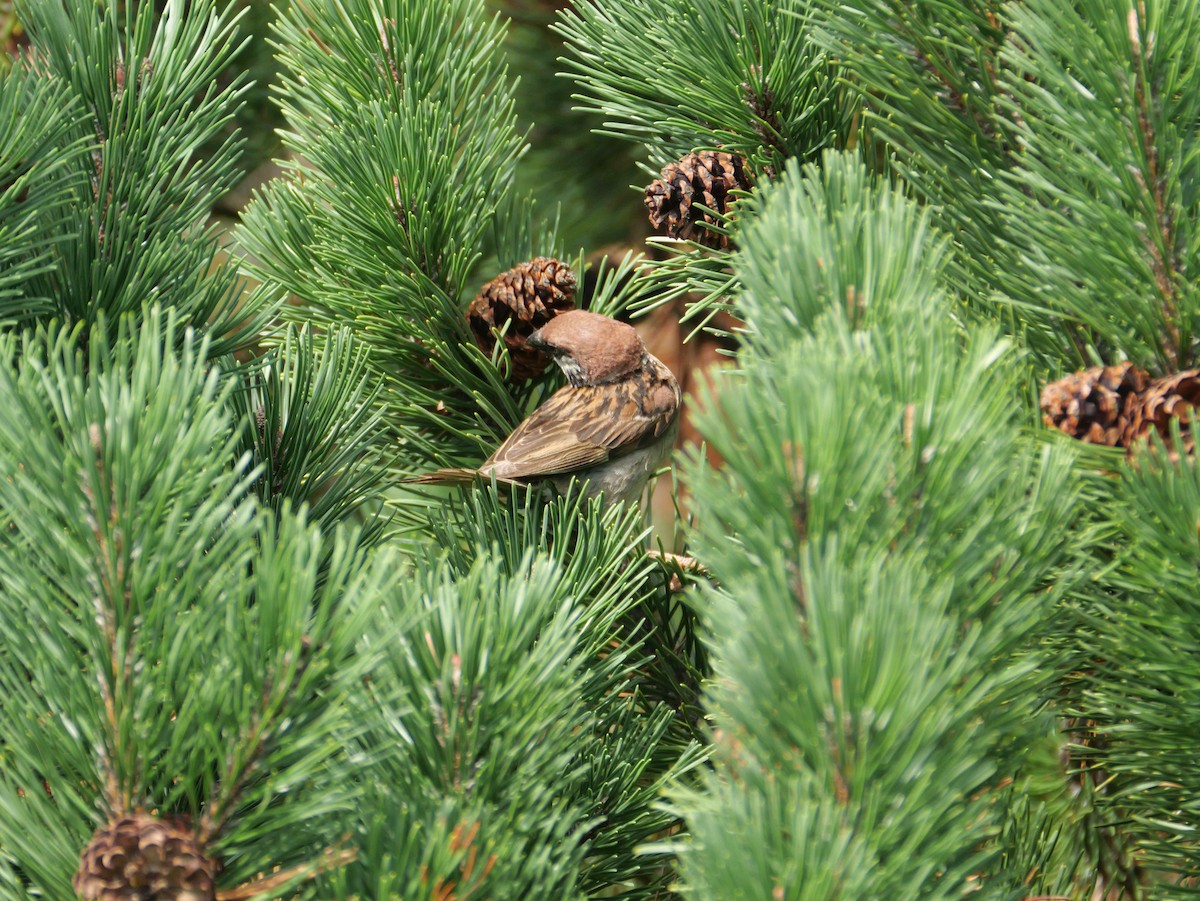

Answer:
[8,0,269,355]
[1,0,1199,898]
[672,151,1081,898]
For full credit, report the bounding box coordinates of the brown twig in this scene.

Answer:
[741,66,786,165]
[198,639,314,846]
[1128,3,1184,368]
[646,549,712,593]
[84,422,136,815]
[216,843,357,900]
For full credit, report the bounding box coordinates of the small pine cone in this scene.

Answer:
[467,257,576,380]
[73,814,218,901]
[250,405,288,493]
[253,404,268,444]
[1040,362,1150,447]
[644,151,752,249]
[1123,369,1200,454]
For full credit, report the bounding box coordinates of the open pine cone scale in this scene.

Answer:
[467,257,577,381]
[1040,362,1200,454]
[644,150,752,249]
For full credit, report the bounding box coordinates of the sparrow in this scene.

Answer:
[411,309,681,508]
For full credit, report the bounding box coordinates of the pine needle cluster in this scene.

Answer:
[3,0,1200,897]
[0,1,702,897]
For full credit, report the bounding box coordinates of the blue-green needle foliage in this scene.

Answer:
[7,0,270,356]
[670,152,1084,898]
[333,556,597,900]
[0,310,393,898]
[815,0,1200,375]
[557,0,852,175]
[811,0,1013,302]
[1068,435,1200,889]
[556,0,854,330]
[329,543,704,900]
[0,63,84,308]
[426,487,708,898]
[230,324,392,549]
[994,0,1200,374]
[240,0,541,473]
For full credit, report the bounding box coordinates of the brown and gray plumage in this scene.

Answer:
[412,310,680,507]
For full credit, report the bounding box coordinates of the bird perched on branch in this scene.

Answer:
[411,310,680,508]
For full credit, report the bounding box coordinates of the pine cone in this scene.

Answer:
[1040,362,1150,447]
[644,151,752,249]
[74,814,218,901]
[467,257,576,381]
[1123,369,1200,453]
[252,405,287,493]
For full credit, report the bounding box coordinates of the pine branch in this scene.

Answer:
[229,325,392,551]
[379,485,705,898]
[576,698,707,899]
[0,310,392,896]
[815,0,1200,375]
[557,0,854,330]
[1064,429,1200,888]
[11,0,271,355]
[733,148,951,358]
[239,0,539,477]
[670,153,1085,896]
[556,0,851,175]
[627,239,744,330]
[810,0,1075,357]
[994,0,1200,373]
[332,556,600,898]
[0,62,85,315]
[432,484,708,721]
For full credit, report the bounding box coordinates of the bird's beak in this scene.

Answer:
[526,330,550,351]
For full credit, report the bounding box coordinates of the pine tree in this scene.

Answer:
[1,0,702,898]
[561,0,1200,896]
[3,0,1200,899]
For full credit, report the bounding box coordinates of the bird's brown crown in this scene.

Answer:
[527,310,645,386]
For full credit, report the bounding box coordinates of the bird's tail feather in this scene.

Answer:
[404,468,522,487]
[404,467,482,485]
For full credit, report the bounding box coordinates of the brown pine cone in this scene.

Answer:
[467,257,576,381]
[1123,369,1200,453]
[1040,362,1150,447]
[74,814,218,901]
[644,151,752,249]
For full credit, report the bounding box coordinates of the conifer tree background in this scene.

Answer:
[2,0,1200,899]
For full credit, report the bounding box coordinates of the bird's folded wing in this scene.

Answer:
[481,384,662,481]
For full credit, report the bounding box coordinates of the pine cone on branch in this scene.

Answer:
[73,814,218,901]
[644,151,752,249]
[1123,369,1200,454]
[1039,362,1150,447]
[467,257,576,381]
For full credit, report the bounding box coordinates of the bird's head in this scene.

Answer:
[526,310,645,387]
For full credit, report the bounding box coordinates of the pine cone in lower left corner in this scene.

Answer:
[1040,362,1150,447]
[73,813,218,901]
[467,257,577,381]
